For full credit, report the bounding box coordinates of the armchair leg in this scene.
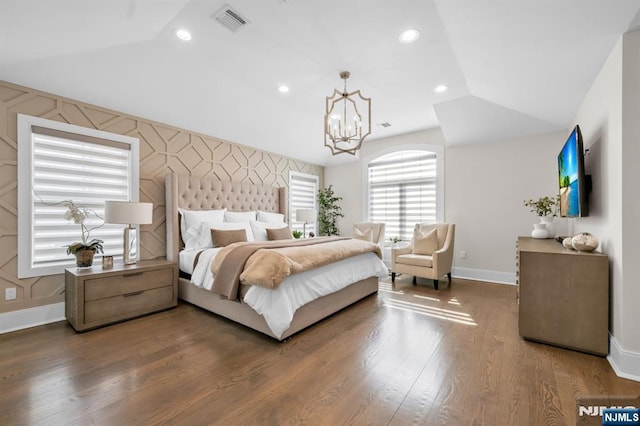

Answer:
[391,272,396,283]
[433,279,439,290]
[412,276,416,285]
[447,272,452,281]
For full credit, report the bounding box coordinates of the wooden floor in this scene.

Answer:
[1,276,639,425]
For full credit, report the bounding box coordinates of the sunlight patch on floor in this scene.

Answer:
[384,299,477,326]
[378,282,405,294]
[413,294,440,302]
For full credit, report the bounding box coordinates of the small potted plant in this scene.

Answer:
[292,230,303,239]
[523,195,559,238]
[63,201,104,267]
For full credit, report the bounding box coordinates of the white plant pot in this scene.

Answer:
[531,223,549,239]
[540,216,555,238]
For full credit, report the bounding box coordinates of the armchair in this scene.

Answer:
[390,223,455,290]
[353,222,386,259]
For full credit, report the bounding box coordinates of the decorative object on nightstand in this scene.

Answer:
[296,208,317,238]
[65,259,178,332]
[62,200,104,268]
[102,255,113,269]
[104,201,153,265]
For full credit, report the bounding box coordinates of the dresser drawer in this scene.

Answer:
[84,267,173,302]
[84,285,174,324]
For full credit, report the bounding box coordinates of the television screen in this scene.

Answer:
[558,125,588,217]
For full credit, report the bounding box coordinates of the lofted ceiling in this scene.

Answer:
[1,0,639,166]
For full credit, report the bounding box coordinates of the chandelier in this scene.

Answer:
[324,71,371,156]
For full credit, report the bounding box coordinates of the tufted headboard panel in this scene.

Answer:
[165,172,287,261]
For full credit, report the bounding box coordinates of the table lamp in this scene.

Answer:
[104,201,153,264]
[296,208,317,238]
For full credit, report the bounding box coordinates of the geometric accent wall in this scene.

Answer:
[0,80,323,314]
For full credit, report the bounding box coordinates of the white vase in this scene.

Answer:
[531,223,549,239]
[540,216,555,238]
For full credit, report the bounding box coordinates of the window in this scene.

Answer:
[17,114,139,278]
[289,171,319,236]
[368,150,438,242]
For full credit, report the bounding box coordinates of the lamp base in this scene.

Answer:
[123,225,137,265]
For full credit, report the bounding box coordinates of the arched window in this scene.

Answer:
[368,150,437,242]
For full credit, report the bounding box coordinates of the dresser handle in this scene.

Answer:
[123,291,144,297]
[123,272,144,277]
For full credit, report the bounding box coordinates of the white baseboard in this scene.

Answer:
[0,302,65,334]
[452,266,516,285]
[608,335,640,382]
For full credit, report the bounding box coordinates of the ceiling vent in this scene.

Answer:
[378,122,392,128]
[213,4,250,32]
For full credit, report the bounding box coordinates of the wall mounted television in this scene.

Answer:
[558,125,590,217]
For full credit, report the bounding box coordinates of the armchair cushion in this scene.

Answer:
[413,228,438,255]
[353,222,385,245]
[396,254,433,268]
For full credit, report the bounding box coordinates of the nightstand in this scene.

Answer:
[65,259,178,332]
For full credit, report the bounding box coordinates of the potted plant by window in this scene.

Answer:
[523,195,559,238]
[63,201,104,267]
[318,185,344,236]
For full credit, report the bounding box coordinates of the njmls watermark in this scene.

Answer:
[577,396,640,426]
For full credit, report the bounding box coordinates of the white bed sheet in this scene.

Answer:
[181,248,387,338]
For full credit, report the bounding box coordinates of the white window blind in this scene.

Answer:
[17,115,139,278]
[289,172,319,235]
[368,150,437,242]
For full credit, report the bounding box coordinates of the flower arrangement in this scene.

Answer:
[63,201,104,255]
[389,236,402,244]
[523,195,560,218]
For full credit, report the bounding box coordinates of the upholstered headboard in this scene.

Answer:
[165,172,288,261]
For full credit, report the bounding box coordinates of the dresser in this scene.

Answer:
[65,259,178,332]
[517,237,609,355]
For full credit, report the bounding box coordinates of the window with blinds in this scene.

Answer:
[368,150,437,242]
[17,114,139,278]
[289,171,319,236]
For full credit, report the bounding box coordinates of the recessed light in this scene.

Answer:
[278,85,290,93]
[434,85,448,93]
[399,29,420,44]
[176,29,192,41]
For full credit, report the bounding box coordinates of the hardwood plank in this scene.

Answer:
[1,278,639,425]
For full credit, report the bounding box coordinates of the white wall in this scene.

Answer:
[562,31,640,380]
[446,131,568,282]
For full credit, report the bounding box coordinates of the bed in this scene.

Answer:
[165,172,386,340]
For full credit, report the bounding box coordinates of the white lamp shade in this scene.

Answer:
[296,208,317,223]
[104,201,153,225]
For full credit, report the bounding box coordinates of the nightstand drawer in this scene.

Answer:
[85,267,173,302]
[84,285,174,324]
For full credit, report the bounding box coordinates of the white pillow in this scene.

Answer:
[413,228,438,255]
[257,210,285,224]
[250,220,289,242]
[353,227,374,242]
[225,211,257,222]
[185,221,255,249]
[179,208,226,242]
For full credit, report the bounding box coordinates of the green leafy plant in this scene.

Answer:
[62,201,104,255]
[389,236,402,244]
[523,195,560,218]
[292,230,303,239]
[317,185,344,236]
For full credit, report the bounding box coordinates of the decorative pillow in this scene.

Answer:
[225,211,257,222]
[185,221,255,249]
[257,210,285,224]
[266,226,293,241]
[413,228,438,255]
[353,227,374,242]
[179,208,226,244]
[211,228,247,247]
[250,221,289,242]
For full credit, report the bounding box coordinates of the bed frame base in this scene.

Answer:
[178,276,379,341]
